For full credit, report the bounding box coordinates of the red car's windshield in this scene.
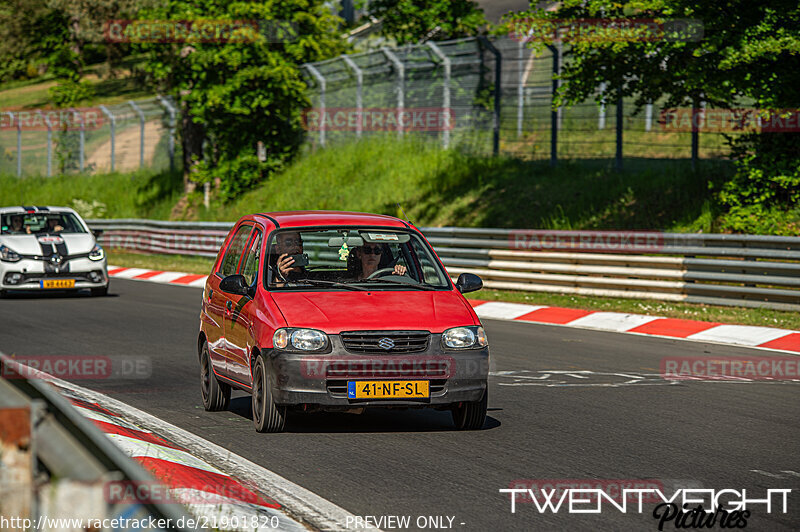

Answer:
[264,227,450,290]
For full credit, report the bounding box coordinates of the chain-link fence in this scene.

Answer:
[302,36,748,164]
[0,96,177,177]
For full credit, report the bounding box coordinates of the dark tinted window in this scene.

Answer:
[239,229,262,286]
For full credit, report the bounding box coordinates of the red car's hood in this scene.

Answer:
[270,290,478,333]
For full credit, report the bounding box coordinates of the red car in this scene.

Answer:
[198,211,488,432]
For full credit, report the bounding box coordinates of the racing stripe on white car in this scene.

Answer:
[467,300,800,354]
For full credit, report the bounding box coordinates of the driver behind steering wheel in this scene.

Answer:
[348,243,407,281]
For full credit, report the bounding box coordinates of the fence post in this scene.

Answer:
[36,111,53,177]
[7,112,22,177]
[691,99,703,170]
[517,40,524,138]
[616,96,623,171]
[382,48,404,137]
[69,108,85,172]
[304,64,326,147]
[128,100,145,168]
[157,96,176,171]
[98,105,115,173]
[598,82,607,130]
[545,44,559,166]
[341,56,363,138]
[427,42,451,149]
[645,101,653,131]
[479,37,501,156]
[556,42,563,131]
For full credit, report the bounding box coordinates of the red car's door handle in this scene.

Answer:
[226,300,232,311]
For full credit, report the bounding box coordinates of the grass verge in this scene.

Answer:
[203,136,732,232]
[106,251,800,331]
[0,169,182,219]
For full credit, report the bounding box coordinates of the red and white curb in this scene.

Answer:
[107,264,800,354]
[468,300,800,355]
[32,373,380,532]
[108,265,208,288]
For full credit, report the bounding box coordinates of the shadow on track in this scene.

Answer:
[226,395,501,433]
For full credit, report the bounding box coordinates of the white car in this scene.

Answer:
[0,206,108,297]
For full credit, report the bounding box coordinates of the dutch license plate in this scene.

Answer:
[348,380,429,399]
[41,279,75,289]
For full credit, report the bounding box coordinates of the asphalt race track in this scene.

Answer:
[1,280,798,531]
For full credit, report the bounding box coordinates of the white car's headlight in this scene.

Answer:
[273,328,329,351]
[442,326,488,349]
[0,245,21,262]
[89,244,105,261]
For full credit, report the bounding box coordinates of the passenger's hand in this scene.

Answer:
[392,264,407,276]
[277,253,296,279]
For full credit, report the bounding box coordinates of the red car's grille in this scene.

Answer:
[340,331,430,354]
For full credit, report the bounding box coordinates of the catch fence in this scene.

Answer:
[300,36,746,165]
[0,97,176,177]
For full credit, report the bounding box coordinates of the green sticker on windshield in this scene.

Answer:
[339,242,350,261]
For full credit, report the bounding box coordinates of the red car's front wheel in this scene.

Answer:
[252,355,287,433]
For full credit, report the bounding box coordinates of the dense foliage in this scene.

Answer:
[369,0,486,44]
[506,0,800,234]
[135,0,346,196]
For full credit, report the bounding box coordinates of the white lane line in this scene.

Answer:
[474,302,545,320]
[750,469,786,479]
[565,312,662,332]
[780,470,800,478]
[106,433,225,475]
[51,378,382,532]
[688,325,794,347]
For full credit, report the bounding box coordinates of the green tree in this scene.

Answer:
[506,0,800,234]
[0,0,69,81]
[369,0,487,44]
[136,0,346,195]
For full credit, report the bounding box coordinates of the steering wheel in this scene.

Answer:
[366,267,397,280]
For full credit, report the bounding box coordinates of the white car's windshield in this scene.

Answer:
[264,227,450,290]
[0,212,87,235]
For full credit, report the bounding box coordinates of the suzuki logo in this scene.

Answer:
[377,337,395,350]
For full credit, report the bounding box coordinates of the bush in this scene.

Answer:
[717,132,800,235]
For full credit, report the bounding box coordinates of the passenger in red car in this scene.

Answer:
[349,244,407,280]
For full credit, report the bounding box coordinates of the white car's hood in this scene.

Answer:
[0,233,95,256]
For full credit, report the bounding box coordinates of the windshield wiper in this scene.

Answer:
[295,278,368,291]
[353,278,437,291]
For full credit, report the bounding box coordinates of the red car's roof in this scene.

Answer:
[253,210,410,229]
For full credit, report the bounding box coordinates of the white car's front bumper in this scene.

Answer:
[0,257,108,290]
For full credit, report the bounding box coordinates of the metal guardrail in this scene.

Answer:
[0,352,194,531]
[87,219,800,311]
